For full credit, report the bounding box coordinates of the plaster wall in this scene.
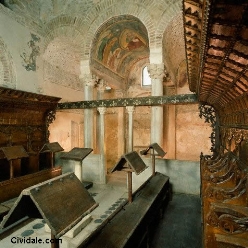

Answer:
[176,104,212,160]
[49,110,84,152]
[133,158,200,195]
[0,10,40,92]
[54,153,200,194]
[105,109,119,170]
[55,153,103,184]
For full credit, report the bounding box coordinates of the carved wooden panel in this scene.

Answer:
[201,148,248,248]
[0,86,60,182]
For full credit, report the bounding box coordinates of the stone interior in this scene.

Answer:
[1,0,248,247]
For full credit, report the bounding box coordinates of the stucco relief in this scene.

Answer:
[0,37,16,88]
[20,33,40,71]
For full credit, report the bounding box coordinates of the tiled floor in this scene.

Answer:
[0,173,202,248]
[151,193,202,248]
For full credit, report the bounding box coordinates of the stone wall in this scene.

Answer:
[0,10,41,92]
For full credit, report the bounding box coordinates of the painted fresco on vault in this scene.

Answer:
[95,21,149,74]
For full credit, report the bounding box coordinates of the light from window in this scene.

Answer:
[142,66,151,86]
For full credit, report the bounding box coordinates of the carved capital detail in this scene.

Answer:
[147,63,165,80]
[126,106,135,114]
[97,106,107,115]
[97,79,106,92]
[81,74,98,87]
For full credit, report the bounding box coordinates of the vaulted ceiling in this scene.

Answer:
[183,0,248,127]
[1,0,185,90]
[90,15,149,86]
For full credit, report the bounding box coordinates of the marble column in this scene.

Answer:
[96,79,106,153]
[164,86,176,159]
[81,74,96,148]
[116,90,125,157]
[148,63,164,146]
[97,106,107,184]
[126,106,135,152]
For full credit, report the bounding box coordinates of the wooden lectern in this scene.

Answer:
[111,151,147,203]
[0,145,29,179]
[0,172,98,248]
[140,143,166,176]
[61,147,93,189]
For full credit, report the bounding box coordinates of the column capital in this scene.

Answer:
[126,106,135,114]
[80,73,97,87]
[97,79,106,92]
[147,63,165,80]
[97,107,107,115]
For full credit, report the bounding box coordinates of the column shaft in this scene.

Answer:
[148,64,164,146]
[98,107,106,184]
[126,106,135,152]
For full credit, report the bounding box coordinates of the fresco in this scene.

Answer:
[93,17,149,77]
[20,33,40,71]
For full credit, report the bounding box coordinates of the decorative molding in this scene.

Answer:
[199,104,217,154]
[97,107,107,115]
[45,109,56,142]
[220,127,248,151]
[58,94,198,110]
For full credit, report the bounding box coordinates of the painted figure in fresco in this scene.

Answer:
[97,30,113,61]
[125,30,146,51]
[96,28,147,73]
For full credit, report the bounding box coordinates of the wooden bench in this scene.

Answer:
[81,172,171,248]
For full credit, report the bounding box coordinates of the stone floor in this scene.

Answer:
[0,172,202,248]
[151,193,202,248]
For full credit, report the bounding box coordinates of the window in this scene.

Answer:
[142,66,151,86]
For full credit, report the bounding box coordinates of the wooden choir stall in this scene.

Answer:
[0,87,62,218]
[201,137,248,248]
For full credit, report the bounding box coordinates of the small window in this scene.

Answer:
[142,66,151,86]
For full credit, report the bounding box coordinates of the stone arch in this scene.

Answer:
[42,17,85,91]
[82,0,183,58]
[156,0,182,48]
[0,37,16,88]
[82,0,155,60]
[162,12,186,85]
[42,15,85,56]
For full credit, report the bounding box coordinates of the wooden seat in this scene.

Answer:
[82,173,171,248]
